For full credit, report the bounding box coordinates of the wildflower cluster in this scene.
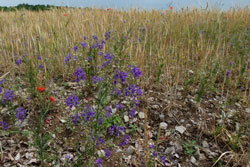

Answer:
[74,67,86,83]
[65,95,80,109]
[16,107,26,122]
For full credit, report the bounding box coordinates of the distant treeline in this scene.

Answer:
[0,3,62,11]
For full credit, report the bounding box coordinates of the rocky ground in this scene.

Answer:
[0,79,249,167]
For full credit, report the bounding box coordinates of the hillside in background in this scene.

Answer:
[0,3,64,11]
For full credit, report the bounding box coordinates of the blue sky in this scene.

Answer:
[0,0,249,10]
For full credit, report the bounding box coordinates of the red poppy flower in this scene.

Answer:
[170,6,174,10]
[50,96,56,103]
[37,87,45,92]
[86,97,89,101]
[107,8,112,11]
[46,119,50,124]
[63,13,67,16]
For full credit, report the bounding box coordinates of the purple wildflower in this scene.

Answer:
[37,55,42,60]
[153,151,157,157]
[98,117,103,125]
[105,31,111,40]
[109,125,117,136]
[226,70,230,77]
[116,126,125,136]
[73,46,78,51]
[38,64,44,69]
[83,105,95,121]
[103,52,113,61]
[95,158,103,167]
[105,148,111,158]
[0,87,2,93]
[119,135,130,146]
[16,107,26,122]
[116,104,124,110]
[87,56,93,62]
[2,89,14,103]
[81,42,87,48]
[131,66,142,79]
[72,113,80,124]
[65,95,80,109]
[0,79,5,85]
[93,35,98,41]
[16,58,22,66]
[105,106,112,118]
[74,67,86,83]
[149,144,155,149]
[64,54,71,64]
[119,71,128,84]
[161,156,167,166]
[99,137,104,144]
[92,76,103,84]
[0,121,9,130]
[129,108,136,118]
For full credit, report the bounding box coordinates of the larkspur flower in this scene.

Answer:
[105,148,111,158]
[131,66,142,79]
[119,71,128,84]
[226,70,230,77]
[65,95,80,109]
[114,70,119,85]
[0,79,5,85]
[129,108,136,118]
[95,158,103,167]
[161,156,167,165]
[93,35,98,41]
[16,58,22,66]
[119,135,130,146]
[0,121,9,130]
[16,107,26,122]
[87,56,93,62]
[105,106,112,118]
[74,67,86,83]
[98,117,103,125]
[149,144,155,149]
[64,54,71,64]
[153,151,157,157]
[99,51,103,56]
[0,87,2,93]
[37,55,42,60]
[99,137,104,144]
[105,31,111,40]
[38,64,44,69]
[98,43,104,50]
[109,125,116,136]
[92,76,103,84]
[116,126,125,136]
[112,87,121,96]
[103,52,113,61]
[81,41,87,48]
[2,89,14,103]
[72,113,80,124]
[73,46,78,51]
[116,104,124,110]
